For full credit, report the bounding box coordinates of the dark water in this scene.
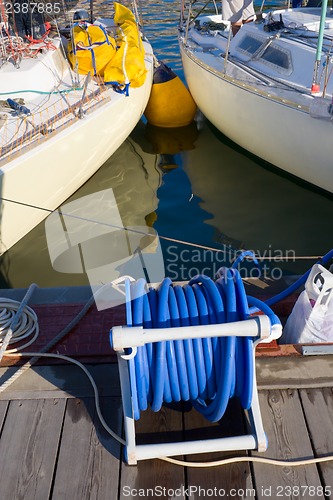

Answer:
[1,0,332,289]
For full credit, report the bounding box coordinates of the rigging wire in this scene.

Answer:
[0,195,328,262]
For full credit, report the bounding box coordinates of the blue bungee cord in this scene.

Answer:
[228,247,333,313]
[125,267,280,423]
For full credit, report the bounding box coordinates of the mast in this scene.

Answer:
[311,0,329,93]
[90,0,94,23]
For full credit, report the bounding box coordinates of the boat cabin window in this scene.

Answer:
[238,35,262,55]
[260,46,290,72]
[237,34,291,74]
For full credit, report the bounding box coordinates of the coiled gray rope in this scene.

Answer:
[0,289,96,393]
[0,284,39,362]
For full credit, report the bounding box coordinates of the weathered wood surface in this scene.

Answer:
[300,388,333,498]
[184,398,254,500]
[0,398,66,500]
[119,404,185,500]
[251,389,325,500]
[0,380,332,499]
[0,399,9,428]
[51,397,122,500]
[0,364,121,400]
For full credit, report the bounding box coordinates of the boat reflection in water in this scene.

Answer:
[0,120,198,288]
[181,121,333,278]
[0,118,332,288]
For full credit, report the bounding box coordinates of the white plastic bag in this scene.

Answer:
[281,264,333,344]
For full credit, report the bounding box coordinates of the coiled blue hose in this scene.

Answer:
[125,267,279,422]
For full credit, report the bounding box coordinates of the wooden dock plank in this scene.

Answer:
[299,388,333,497]
[252,389,325,499]
[0,398,66,500]
[89,397,123,500]
[0,400,9,430]
[184,398,254,500]
[0,364,121,401]
[51,397,122,500]
[119,405,185,500]
[1,360,333,500]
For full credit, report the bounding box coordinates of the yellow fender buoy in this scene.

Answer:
[144,62,197,128]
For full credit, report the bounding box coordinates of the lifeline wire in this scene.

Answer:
[0,195,329,262]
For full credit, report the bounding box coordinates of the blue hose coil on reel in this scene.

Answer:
[125,267,280,423]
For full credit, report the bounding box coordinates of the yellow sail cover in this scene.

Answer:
[68,24,116,76]
[68,3,147,88]
[104,3,147,88]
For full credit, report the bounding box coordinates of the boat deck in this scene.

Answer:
[0,363,332,499]
[0,286,332,499]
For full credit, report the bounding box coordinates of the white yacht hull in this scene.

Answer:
[180,44,333,193]
[0,44,153,255]
[179,6,333,194]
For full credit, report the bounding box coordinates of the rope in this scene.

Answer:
[0,284,38,362]
[3,344,333,469]
[0,1,17,61]
[162,454,333,468]
[0,33,56,63]
[124,268,280,422]
[119,26,130,86]
[4,351,126,446]
[0,293,95,393]
[5,349,333,469]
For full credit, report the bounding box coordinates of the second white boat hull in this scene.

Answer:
[180,41,333,194]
